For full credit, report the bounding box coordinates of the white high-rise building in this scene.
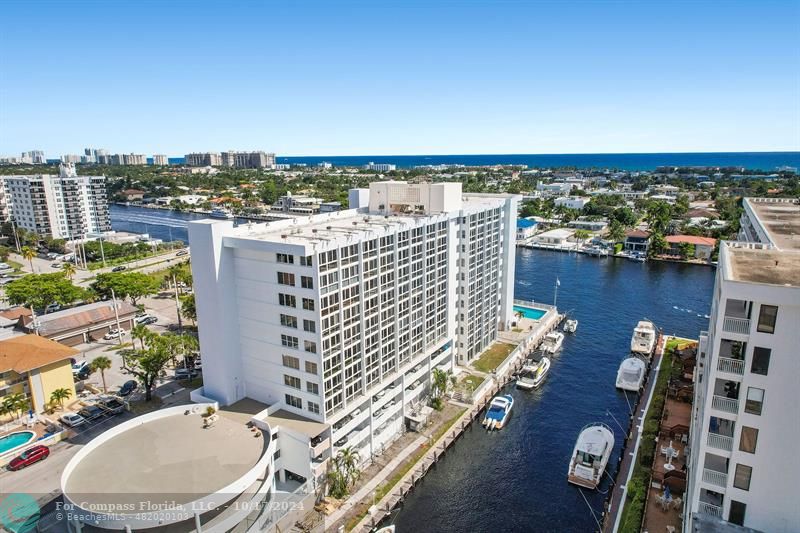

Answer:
[4,162,111,238]
[364,161,396,172]
[685,198,800,532]
[152,154,169,166]
[190,181,518,481]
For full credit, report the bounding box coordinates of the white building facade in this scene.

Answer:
[3,163,111,238]
[190,181,518,469]
[685,198,800,532]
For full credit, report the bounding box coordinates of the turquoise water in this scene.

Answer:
[0,431,35,453]
[513,305,546,320]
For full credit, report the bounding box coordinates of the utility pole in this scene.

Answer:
[98,234,107,267]
[110,288,123,346]
[172,272,183,334]
[10,218,21,253]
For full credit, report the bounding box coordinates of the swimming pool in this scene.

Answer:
[513,305,546,320]
[0,431,35,454]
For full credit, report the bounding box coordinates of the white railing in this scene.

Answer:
[698,501,723,518]
[703,468,728,488]
[712,395,739,414]
[707,432,733,452]
[722,316,750,335]
[717,357,745,375]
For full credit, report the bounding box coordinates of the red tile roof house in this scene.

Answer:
[664,235,718,260]
[624,229,651,253]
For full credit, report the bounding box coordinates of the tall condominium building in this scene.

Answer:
[4,162,111,238]
[221,150,276,168]
[19,150,46,164]
[685,198,799,532]
[60,154,81,164]
[364,162,397,172]
[151,154,169,166]
[190,182,518,479]
[185,152,222,167]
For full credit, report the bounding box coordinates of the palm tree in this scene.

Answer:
[2,393,29,420]
[90,356,112,393]
[431,368,449,399]
[328,446,361,498]
[20,246,35,272]
[132,323,152,351]
[61,262,77,280]
[573,229,590,243]
[50,387,72,410]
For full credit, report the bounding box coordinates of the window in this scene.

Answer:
[750,347,770,375]
[304,319,316,333]
[284,375,301,389]
[308,401,320,415]
[281,335,299,349]
[278,293,296,307]
[302,298,315,311]
[273,449,281,460]
[307,382,319,395]
[277,272,295,286]
[728,501,746,526]
[733,464,752,491]
[285,394,302,409]
[300,255,313,267]
[756,304,778,333]
[304,340,317,354]
[282,355,300,369]
[745,387,764,415]
[280,314,298,328]
[301,276,314,289]
[739,426,758,453]
[277,253,294,264]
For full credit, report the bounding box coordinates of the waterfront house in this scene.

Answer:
[568,218,608,233]
[624,229,651,254]
[121,189,146,202]
[665,235,717,260]
[534,228,575,246]
[0,334,77,413]
[516,218,538,241]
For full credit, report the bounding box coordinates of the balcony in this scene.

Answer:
[716,357,744,376]
[711,395,739,414]
[698,501,723,518]
[707,432,733,452]
[722,316,750,335]
[702,468,728,488]
[311,437,330,458]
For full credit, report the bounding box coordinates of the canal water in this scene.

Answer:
[389,249,715,533]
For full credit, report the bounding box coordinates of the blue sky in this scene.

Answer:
[1,0,798,156]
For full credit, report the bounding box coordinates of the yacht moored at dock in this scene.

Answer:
[615,356,647,391]
[567,423,615,489]
[516,356,551,390]
[209,207,234,219]
[563,319,578,333]
[541,331,564,354]
[482,395,514,430]
[630,320,656,355]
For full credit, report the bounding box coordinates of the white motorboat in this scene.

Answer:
[567,423,615,489]
[532,356,551,387]
[541,331,564,354]
[630,320,657,355]
[563,319,578,333]
[516,356,551,390]
[482,394,514,430]
[616,356,647,391]
[209,207,234,219]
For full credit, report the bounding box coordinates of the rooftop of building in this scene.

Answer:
[0,334,77,373]
[725,243,800,287]
[665,235,717,246]
[265,408,328,439]
[26,300,138,336]
[63,403,269,508]
[746,197,800,251]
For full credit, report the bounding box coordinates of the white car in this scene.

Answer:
[103,329,127,340]
[60,412,87,427]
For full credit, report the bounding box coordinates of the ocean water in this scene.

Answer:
[157,152,798,171]
[388,249,715,533]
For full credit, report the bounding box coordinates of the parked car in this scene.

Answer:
[60,412,87,427]
[74,367,91,382]
[78,405,104,421]
[51,262,62,268]
[103,328,127,340]
[71,359,89,375]
[118,380,138,397]
[44,303,61,313]
[135,314,157,325]
[111,265,127,272]
[98,398,125,415]
[7,445,50,471]
[175,250,189,256]
[174,368,199,380]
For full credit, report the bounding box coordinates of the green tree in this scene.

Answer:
[181,293,197,323]
[645,201,672,234]
[61,262,77,280]
[2,393,29,419]
[0,245,11,262]
[92,272,159,305]
[131,322,152,350]
[21,246,36,272]
[649,232,667,257]
[124,335,174,401]
[327,447,361,498]
[90,356,112,393]
[50,387,72,409]
[573,229,590,242]
[607,219,626,243]
[431,368,449,400]
[5,272,87,311]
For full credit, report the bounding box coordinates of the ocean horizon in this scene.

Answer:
[154,151,798,171]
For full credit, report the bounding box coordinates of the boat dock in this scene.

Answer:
[348,304,563,532]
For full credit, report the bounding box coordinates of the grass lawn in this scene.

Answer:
[472,342,516,373]
[146,263,191,287]
[459,373,486,393]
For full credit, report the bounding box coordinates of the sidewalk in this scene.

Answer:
[326,435,427,527]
